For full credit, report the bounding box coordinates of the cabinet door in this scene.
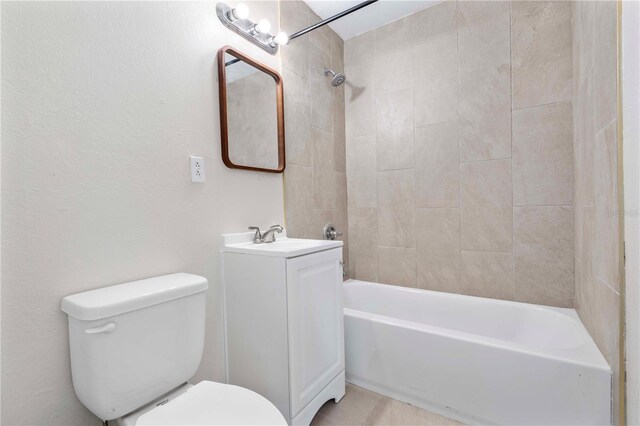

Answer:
[287,248,345,418]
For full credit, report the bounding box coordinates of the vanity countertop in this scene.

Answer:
[221,231,342,258]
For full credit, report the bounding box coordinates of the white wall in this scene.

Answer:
[1,2,283,424]
[623,1,640,423]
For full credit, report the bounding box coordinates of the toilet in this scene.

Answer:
[61,273,287,425]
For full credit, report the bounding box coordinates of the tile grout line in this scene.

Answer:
[512,99,573,113]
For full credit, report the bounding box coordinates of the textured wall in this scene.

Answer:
[572,1,622,422]
[281,1,348,264]
[344,0,574,307]
[1,2,284,424]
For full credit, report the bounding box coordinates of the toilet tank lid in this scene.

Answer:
[61,273,208,321]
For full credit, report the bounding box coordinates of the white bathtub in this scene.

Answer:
[343,279,611,425]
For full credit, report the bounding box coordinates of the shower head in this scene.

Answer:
[323,67,346,87]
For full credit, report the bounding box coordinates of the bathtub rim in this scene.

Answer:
[343,279,610,373]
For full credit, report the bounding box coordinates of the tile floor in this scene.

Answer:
[311,384,464,426]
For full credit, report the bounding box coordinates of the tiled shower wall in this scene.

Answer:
[345,1,575,307]
[572,1,621,421]
[281,1,348,264]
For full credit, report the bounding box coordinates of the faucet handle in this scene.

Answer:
[269,224,284,232]
[248,226,262,243]
[323,223,342,240]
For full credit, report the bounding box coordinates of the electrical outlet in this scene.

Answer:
[190,156,206,183]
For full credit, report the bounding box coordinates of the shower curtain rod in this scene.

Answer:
[289,0,379,41]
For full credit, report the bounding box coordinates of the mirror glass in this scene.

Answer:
[220,49,284,172]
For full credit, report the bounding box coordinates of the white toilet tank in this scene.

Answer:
[61,273,208,421]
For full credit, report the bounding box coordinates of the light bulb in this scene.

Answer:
[254,19,271,35]
[231,3,249,20]
[272,31,289,46]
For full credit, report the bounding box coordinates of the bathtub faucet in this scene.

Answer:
[249,225,283,244]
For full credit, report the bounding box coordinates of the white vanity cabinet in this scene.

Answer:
[221,232,345,426]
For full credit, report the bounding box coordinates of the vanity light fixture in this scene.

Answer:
[253,19,271,35]
[270,31,289,47]
[227,3,249,21]
[216,2,284,55]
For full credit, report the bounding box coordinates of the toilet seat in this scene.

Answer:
[135,381,287,425]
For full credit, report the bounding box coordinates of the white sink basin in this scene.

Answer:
[221,231,343,258]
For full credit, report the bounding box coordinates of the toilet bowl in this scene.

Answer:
[61,273,286,425]
[119,381,286,425]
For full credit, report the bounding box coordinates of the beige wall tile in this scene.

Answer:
[595,279,621,426]
[312,126,336,210]
[461,159,512,251]
[333,86,346,172]
[335,174,349,270]
[309,43,333,132]
[378,246,417,287]
[595,121,620,291]
[345,28,374,65]
[345,32,376,138]
[376,88,415,171]
[575,206,597,336]
[574,204,589,264]
[594,278,620,415]
[374,16,413,95]
[575,69,596,206]
[572,1,595,89]
[595,279,620,368]
[378,169,415,248]
[348,207,378,281]
[339,0,578,310]
[345,86,375,139]
[330,30,345,74]
[514,206,574,307]
[511,1,572,109]
[461,251,514,300]
[415,121,459,208]
[283,68,311,167]
[336,172,347,216]
[346,134,377,208]
[282,0,348,256]
[458,1,511,161]
[285,164,314,239]
[314,208,345,240]
[571,1,620,416]
[416,208,461,293]
[331,30,346,173]
[309,14,331,56]
[594,0,617,131]
[513,102,574,206]
[412,1,458,127]
[280,1,311,79]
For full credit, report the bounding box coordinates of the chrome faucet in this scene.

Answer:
[249,225,283,244]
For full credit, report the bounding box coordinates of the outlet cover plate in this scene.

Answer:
[190,156,206,183]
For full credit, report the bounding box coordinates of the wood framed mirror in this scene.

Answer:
[217,46,285,173]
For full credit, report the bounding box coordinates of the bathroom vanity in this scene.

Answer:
[221,231,345,425]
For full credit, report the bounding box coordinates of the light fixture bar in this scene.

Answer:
[216,3,279,55]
